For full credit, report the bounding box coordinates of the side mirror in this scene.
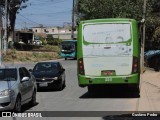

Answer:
[21,77,29,82]
[60,68,65,72]
[29,69,33,72]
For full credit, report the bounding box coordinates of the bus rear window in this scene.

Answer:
[83,23,131,44]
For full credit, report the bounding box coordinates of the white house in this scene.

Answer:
[32,26,77,40]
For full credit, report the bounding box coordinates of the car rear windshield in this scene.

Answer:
[0,69,17,81]
[33,63,59,72]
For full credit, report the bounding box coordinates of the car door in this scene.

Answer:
[22,67,33,100]
[19,68,28,103]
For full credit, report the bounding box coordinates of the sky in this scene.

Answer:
[15,0,73,29]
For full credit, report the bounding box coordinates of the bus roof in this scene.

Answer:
[80,18,137,24]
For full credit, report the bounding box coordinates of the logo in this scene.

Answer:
[2,112,42,117]
[2,112,11,117]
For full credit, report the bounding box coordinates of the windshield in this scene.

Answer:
[61,42,75,51]
[61,44,75,50]
[0,69,17,81]
[33,63,58,72]
[83,23,131,44]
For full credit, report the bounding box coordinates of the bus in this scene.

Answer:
[77,18,140,93]
[60,40,77,60]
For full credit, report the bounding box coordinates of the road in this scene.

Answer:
[1,59,160,120]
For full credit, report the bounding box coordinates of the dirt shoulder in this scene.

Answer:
[2,50,61,63]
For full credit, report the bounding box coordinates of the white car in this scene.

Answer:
[33,40,42,46]
[0,66,37,112]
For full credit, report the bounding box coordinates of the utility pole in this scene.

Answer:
[141,0,147,73]
[3,0,8,54]
[0,7,2,65]
[71,0,75,40]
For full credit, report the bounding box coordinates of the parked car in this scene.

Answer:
[32,40,42,46]
[145,50,160,71]
[30,62,66,90]
[0,66,37,112]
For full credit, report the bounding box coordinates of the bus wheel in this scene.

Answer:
[131,85,140,93]
[129,85,140,97]
[135,85,140,93]
[88,85,96,94]
[133,85,140,97]
[65,58,67,60]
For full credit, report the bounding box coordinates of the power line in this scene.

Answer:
[29,0,69,6]
[18,14,40,25]
[21,9,71,16]
[16,0,72,29]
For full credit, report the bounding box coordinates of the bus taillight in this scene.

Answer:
[78,58,85,75]
[132,57,139,73]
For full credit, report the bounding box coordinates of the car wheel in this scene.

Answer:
[29,90,36,106]
[57,81,63,91]
[154,67,159,72]
[63,79,66,88]
[14,96,21,112]
[153,56,160,71]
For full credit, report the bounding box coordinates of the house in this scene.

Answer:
[13,30,34,44]
[11,25,77,44]
[32,26,77,40]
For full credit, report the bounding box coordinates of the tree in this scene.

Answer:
[1,0,28,42]
[76,0,153,22]
[76,0,160,50]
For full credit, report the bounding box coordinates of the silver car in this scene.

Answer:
[0,66,37,112]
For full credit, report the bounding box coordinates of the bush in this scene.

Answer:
[41,38,47,45]
[47,38,62,45]
[14,42,33,50]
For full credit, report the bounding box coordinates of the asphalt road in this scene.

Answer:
[1,59,160,120]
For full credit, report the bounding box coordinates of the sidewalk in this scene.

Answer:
[141,67,160,88]
[138,67,160,111]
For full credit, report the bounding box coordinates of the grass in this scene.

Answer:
[2,45,61,63]
[33,45,60,52]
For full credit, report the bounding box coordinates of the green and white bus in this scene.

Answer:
[77,18,140,93]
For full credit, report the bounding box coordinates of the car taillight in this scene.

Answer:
[78,58,85,75]
[132,56,139,73]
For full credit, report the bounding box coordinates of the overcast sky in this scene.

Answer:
[15,0,73,29]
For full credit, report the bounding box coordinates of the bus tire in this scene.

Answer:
[134,85,140,97]
[88,85,96,94]
[65,58,67,60]
[132,85,140,93]
[129,84,139,92]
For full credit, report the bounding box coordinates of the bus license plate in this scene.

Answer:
[102,70,114,76]
[105,78,112,82]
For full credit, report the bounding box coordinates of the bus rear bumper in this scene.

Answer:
[78,74,140,87]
